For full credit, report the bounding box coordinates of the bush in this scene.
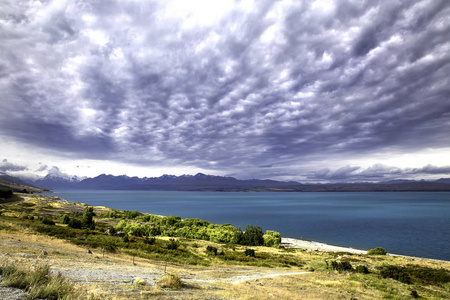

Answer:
[144,236,156,245]
[167,239,179,250]
[379,265,450,285]
[206,246,218,256]
[68,218,82,229]
[330,261,353,272]
[380,265,411,284]
[367,247,387,255]
[60,214,70,224]
[404,265,450,285]
[245,249,256,257]
[107,226,117,236]
[42,218,55,226]
[356,265,369,274]
[263,230,281,247]
[126,210,141,219]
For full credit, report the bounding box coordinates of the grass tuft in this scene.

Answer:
[156,273,183,289]
[0,260,86,300]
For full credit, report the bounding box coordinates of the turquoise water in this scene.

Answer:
[50,190,450,261]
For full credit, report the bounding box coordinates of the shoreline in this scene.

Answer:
[281,237,366,254]
[282,237,450,263]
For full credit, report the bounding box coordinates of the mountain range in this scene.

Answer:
[27,172,450,192]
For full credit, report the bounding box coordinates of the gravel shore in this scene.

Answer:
[282,237,366,254]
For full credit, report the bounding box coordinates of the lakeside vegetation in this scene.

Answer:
[1,191,449,299]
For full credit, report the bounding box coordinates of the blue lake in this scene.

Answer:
[50,190,450,261]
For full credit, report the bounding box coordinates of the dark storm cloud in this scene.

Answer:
[35,165,48,172]
[1,0,450,179]
[0,159,28,172]
[308,164,450,182]
[410,165,450,175]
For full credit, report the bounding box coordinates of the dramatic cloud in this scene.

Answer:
[1,0,449,181]
[308,164,450,182]
[0,159,28,172]
[409,165,450,175]
[35,165,48,172]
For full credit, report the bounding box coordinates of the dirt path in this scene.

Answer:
[188,270,311,285]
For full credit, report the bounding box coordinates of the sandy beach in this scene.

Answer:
[282,237,367,254]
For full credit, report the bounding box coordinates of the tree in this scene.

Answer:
[81,206,95,230]
[234,225,264,246]
[263,230,281,247]
[60,214,70,224]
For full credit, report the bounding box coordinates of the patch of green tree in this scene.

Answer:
[66,206,96,230]
[113,215,280,248]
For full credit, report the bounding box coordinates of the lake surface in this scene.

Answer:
[50,190,450,261]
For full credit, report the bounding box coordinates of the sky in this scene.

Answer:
[1,0,450,183]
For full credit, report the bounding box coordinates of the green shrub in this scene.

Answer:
[330,261,353,272]
[356,265,369,274]
[263,230,281,247]
[379,265,411,284]
[245,249,256,257]
[144,236,156,245]
[404,265,450,285]
[60,214,70,224]
[42,218,55,226]
[68,218,82,229]
[206,246,218,256]
[367,247,387,255]
[125,210,141,219]
[167,239,179,250]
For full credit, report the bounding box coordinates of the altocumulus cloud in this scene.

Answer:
[1,0,450,180]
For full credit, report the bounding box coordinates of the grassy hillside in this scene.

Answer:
[0,174,46,194]
[1,194,449,299]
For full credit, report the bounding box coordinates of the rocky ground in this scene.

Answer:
[0,233,313,299]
